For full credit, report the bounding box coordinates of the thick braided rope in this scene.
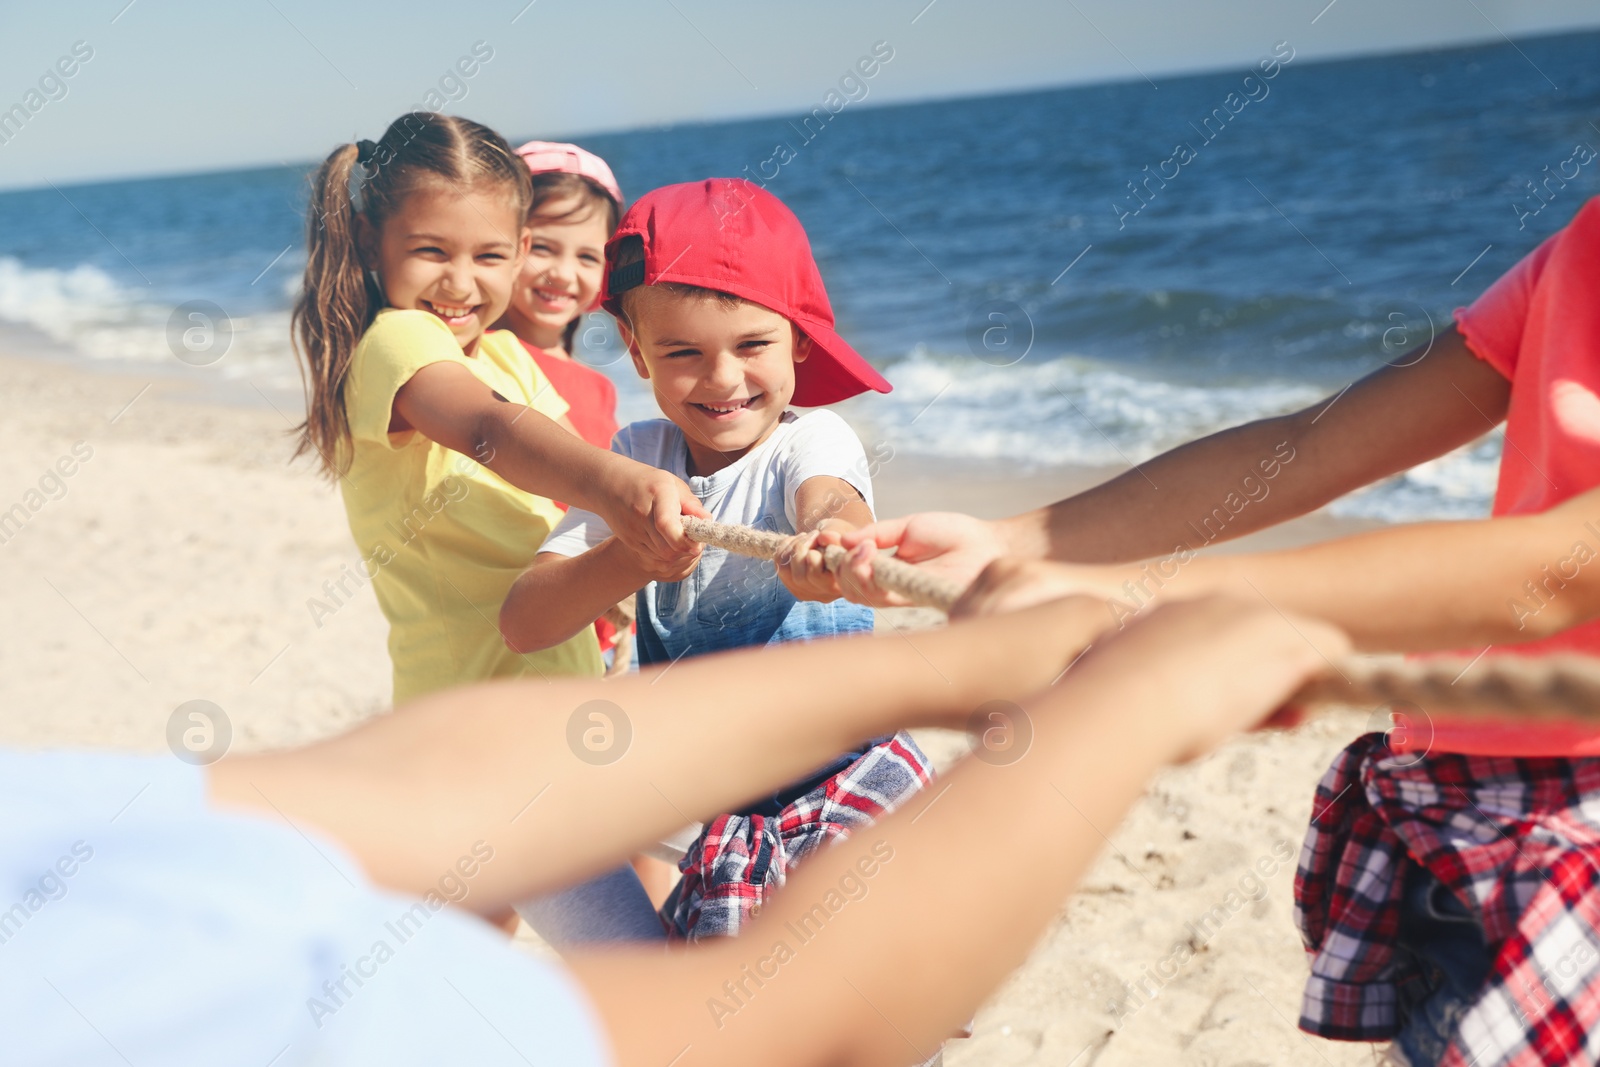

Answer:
[682,516,1600,722]
[1296,655,1600,721]
[681,516,962,612]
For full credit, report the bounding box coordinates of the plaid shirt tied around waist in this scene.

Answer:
[662,731,932,941]
[1296,732,1600,1066]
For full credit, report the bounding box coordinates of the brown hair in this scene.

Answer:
[525,171,621,354]
[291,112,531,478]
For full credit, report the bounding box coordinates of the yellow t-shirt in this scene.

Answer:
[340,309,603,703]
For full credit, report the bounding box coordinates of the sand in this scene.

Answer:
[0,349,1381,1065]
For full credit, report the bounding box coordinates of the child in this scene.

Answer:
[843,197,1600,1067]
[499,140,624,452]
[290,112,703,706]
[497,140,634,673]
[500,178,918,939]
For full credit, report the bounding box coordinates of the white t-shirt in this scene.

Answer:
[543,410,878,665]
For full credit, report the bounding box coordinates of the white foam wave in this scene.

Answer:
[0,257,300,389]
[845,347,1499,522]
[0,260,1502,523]
[851,347,1325,466]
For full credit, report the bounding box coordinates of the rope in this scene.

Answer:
[682,515,963,613]
[681,516,1600,721]
[1296,655,1600,720]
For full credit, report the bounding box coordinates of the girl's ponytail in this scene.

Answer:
[292,141,381,477]
[291,113,530,479]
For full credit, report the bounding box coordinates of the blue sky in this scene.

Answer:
[2,0,1598,191]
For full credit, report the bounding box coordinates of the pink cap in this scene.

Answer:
[512,140,623,207]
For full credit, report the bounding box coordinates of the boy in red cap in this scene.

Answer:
[499,178,930,943]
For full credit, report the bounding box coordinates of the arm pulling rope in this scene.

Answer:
[682,515,963,613]
[681,515,1600,721]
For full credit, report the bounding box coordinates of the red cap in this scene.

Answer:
[603,178,891,407]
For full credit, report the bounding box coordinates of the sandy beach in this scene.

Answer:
[0,348,1381,1065]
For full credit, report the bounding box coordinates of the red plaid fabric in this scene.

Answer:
[662,732,932,941]
[1296,732,1600,1065]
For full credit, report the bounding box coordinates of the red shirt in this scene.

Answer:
[1427,196,1600,755]
[520,341,619,453]
[519,340,624,653]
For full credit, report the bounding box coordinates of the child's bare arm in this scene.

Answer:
[500,543,697,654]
[209,594,1116,910]
[210,583,1338,1067]
[842,328,1510,594]
[956,483,1600,652]
[571,598,1341,1067]
[1007,327,1508,561]
[392,362,705,564]
[776,475,873,602]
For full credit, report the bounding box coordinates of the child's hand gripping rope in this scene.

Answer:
[685,516,1600,725]
[603,465,709,569]
[682,516,963,612]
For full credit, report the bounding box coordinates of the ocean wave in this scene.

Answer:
[848,346,1324,466]
[0,256,300,389]
[839,347,1498,522]
[0,256,1500,523]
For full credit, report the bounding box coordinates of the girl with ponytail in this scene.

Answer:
[291,112,704,703]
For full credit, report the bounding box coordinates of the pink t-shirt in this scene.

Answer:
[1419,195,1600,756]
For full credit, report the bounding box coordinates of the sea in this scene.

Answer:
[2,30,1598,521]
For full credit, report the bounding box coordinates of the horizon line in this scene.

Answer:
[1,22,1594,197]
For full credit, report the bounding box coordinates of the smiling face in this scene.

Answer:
[502,194,610,353]
[366,180,528,356]
[621,288,811,477]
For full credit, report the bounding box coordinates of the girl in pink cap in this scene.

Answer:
[496,141,636,678]
[497,141,625,455]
